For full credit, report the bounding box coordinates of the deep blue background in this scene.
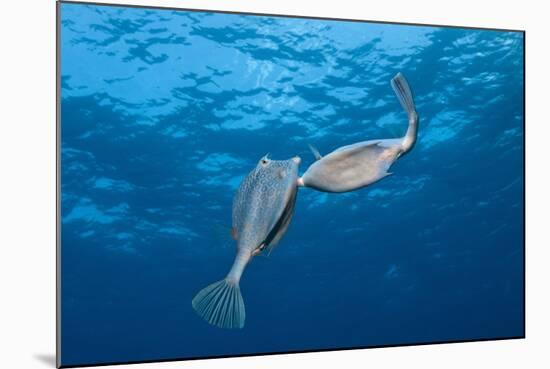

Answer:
[60,3,524,366]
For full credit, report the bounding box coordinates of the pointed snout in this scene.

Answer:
[292,156,301,165]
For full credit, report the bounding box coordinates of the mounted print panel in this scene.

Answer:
[57,1,525,367]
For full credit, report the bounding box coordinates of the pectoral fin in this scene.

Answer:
[230,227,238,240]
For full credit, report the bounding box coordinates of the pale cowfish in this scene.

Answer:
[297,73,418,193]
[192,155,301,329]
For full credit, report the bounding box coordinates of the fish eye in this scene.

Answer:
[260,156,269,166]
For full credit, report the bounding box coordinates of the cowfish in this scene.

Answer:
[192,155,301,329]
[297,73,418,193]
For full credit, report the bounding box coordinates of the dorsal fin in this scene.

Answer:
[308,144,322,160]
[260,187,298,255]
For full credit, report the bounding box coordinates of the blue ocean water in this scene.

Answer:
[59,3,524,366]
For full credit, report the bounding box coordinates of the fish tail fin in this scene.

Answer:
[391,73,418,153]
[192,278,245,329]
